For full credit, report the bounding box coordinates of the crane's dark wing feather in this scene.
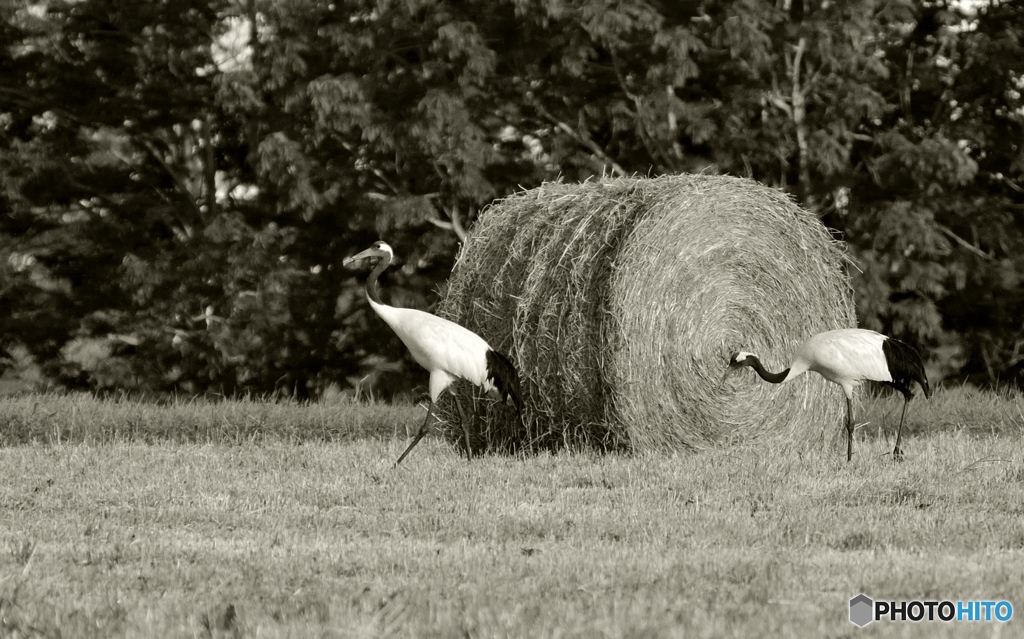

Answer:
[882,337,930,399]
[485,349,522,413]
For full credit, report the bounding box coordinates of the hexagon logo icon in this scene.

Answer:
[850,593,874,627]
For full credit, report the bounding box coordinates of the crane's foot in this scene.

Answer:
[892,445,905,463]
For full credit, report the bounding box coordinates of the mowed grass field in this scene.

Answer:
[1,387,1024,638]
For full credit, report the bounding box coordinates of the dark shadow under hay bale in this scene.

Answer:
[435,174,856,454]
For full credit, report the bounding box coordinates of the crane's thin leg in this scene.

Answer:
[892,398,909,463]
[395,400,436,467]
[453,395,472,461]
[846,396,854,462]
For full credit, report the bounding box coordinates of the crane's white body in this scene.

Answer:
[778,328,892,398]
[367,297,497,401]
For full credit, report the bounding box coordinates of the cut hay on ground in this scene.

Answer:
[436,174,855,454]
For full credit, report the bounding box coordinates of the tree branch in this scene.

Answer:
[449,204,467,243]
[791,36,812,208]
[765,75,792,117]
[202,113,217,219]
[426,201,469,243]
[138,138,205,225]
[609,53,682,172]
[530,99,627,177]
[936,224,992,261]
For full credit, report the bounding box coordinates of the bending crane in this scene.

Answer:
[723,328,929,461]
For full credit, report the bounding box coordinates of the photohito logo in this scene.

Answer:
[850,594,1013,627]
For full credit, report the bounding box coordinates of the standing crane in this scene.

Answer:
[721,328,929,461]
[343,241,522,465]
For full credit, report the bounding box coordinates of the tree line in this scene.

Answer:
[1,0,1022,397]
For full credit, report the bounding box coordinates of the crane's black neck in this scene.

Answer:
[747,356,791,384]
[365,255,391,306]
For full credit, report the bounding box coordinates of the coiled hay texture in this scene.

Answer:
[436,174,855,454]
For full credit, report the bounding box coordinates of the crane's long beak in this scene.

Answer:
[717,366,738,390]
[343,247,377,268]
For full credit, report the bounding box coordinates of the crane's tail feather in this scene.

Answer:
[883,337,930,399]
[485,349,523,414]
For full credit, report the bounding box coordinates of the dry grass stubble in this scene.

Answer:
[1,389,1023,637]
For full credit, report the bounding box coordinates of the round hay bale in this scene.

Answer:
[436,174,855,454]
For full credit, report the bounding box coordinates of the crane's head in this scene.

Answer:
[718,351,757,387]
[728,352,756,367]
[343,241,394,268]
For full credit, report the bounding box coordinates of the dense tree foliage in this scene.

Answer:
[1,0,1022,396]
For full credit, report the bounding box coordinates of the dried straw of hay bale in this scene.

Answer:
[435,174,856,454]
